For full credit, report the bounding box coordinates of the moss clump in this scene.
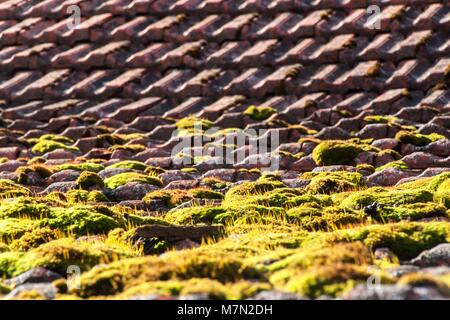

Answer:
[312,141,371,166]
[9,227,60,251]
[55,162,105,173]
[223,181,285,206]
[143,189,192,208]
[0,219,39,242]
[104,172,162,189]
[356,164,375,174]
[201,177,230,190]
[364,115,398,124]
[0,238,136,278]
[38,134,74,144]
[166,206,226,225]
[76,250,260,298]
[395,131,445,146]
[76,172,104,190]
[66,190,109,204]
[376,160,408,171]
[110,144,146,153]
[175,116,213,134]
[339,222,450,260]
[16,165,53,184]
[276,264,371,299]
[190,188,223,200]
[243,106,277,121]
[42,206,120,236]
[32,139,79,154]
[303,171,366,194]
[0,198,51,219]
[397,274,450,296]
[106,160,148,171]
[214,205,285,225]
[287,207,365,231]
[144,166,166,175]
[0,180,31,198]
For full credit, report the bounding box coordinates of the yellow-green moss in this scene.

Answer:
[104,172,162,189]
[312,141,374,166]
[395,131,445,146]
[243,106,277,121]
[106,160,148,171]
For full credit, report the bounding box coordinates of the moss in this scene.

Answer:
[276,264,371,298]
[397,273,450,296]
[143,189,192,208]
[339,188,434,210]
[342,222,450,260]
[42,206,121,236]
[201,177,230,190]
[214,205,285,225]
[303,171,366,194]
[110,144,146,153]
[374,203,448,222]
[378,149,402,160]
[66,190,109,204]
[311,141,371,166]
[75,171,104,190]
[38,134,74,145]
[395,130,445,146]
[223,181,285,206]
[9,227,60,251]
[27,157,46,165]
[180,167,199,173]
[243,105,277,121]
[16,164,53,184]
[0,198,51,219]
[175,116,213,132]
[376,160,408,171]
[286,194,332,208]
[364,115,398,124]
[166,206,227,225]
[0,238,136,278]
[55,162,105,173]
[106,160,148,171]
[0,219,39,243]
[32,140,79,154]
[0,179,31,198]
[76,250,261,298]
[356,163,375,174]
[104,172,162,189]
[190,188,224,200]
[144,166,166,175]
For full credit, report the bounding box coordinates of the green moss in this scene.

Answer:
[356,164,375,174]
[175,116,213,133]
[277,265,371,298]
[104,172,162,189]
[66,190,109,204]
[375,203,448,222]
[32,140,79,154]
[0,219,39,243]
[341,222,450,260]
[55,162,105,173]
[243,106,277,121]
[42,206,120,236]
[303,171,366,194]
[214,205,285,225]
[181,167,199,173]
[0,238,136,278]
[376,160,408,171]
[364,115,398,124]
[16,164,53,184]
[0,180,31,198]
[143,189,192,208]
[144,166,166,175]
[311,141,373,166]
[223,181,285,207]
[395,131,445,146]
[190,188,224,200]
[106,160,148,171]
[76,250,260,298]
[9,227,60,251]
[0,198,51,219]
[166,206,226,225]
[110,144,146,153]
[38,134,74,144]
[75,172,104,190]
